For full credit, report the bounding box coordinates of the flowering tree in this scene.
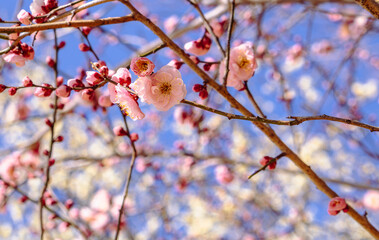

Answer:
[0,0,379,239]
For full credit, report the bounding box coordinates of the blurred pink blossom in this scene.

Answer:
[215,165,234,185]
[184,34,212,56]
[362,191,379,211]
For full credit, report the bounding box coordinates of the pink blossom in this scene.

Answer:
[111,68,131,86]
[362,191,379,210]
[328,197,348,215]
[130,57,155,77]
[111,84,145,120]
[85,71,103,86]
[17,10,33,25]
[0,153,21,184]
[130,65,186,111]
[184,34,212,56]
[98,95,112,107]
[55,85,71,98]
[215,165,234,184]
[219,42,257,90]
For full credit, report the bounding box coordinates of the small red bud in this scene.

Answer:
[199,89,208,99]
[19,195,28,203]
[46,56,55,68]
[43,150,49,156]
[65,199,74,209]
[58,41,66,49]
[0,84,6,93]
[55,136,64,142]
[48,158,55,166]
[192,84,204,92]
[82,27,92,36]
[8,87,17,96]
[113,126,127,136]
[203,63,212,71]
[22,76,33,87]
[57,103,65,109]
[79,43,90,52]
[45,118,52,127]
[130,133,139,142]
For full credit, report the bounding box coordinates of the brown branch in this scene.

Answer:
[120,1,379,237]
[354,0,379,19]
[181,99,379,132]
[0,15,135,34]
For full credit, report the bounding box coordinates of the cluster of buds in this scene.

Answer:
[3,42,35,67]
[184,33,212,56]
[192,84,208,100]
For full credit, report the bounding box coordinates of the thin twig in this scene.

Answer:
[187,0,225,57]
[39,29,60,240]
[181,99,379,132]
[114,111,137,240]
[248,153,286,179]
[222,0,235,87]
[244,81,266,118]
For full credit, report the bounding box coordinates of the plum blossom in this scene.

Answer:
[219,42,257,90]
[130,65,186,111]
[328,197,348,215]
[109,84,145,120]
[130,57,155,77]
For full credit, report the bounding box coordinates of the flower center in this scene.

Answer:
[238,56,250,69]
[140,62,148,71]
[159,82,172,95]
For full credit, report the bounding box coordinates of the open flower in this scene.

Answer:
[130,65,186,111]
[109,84,144,120]
[130,57,155,77]
[219,42,257,90]
[328,197,348,215]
